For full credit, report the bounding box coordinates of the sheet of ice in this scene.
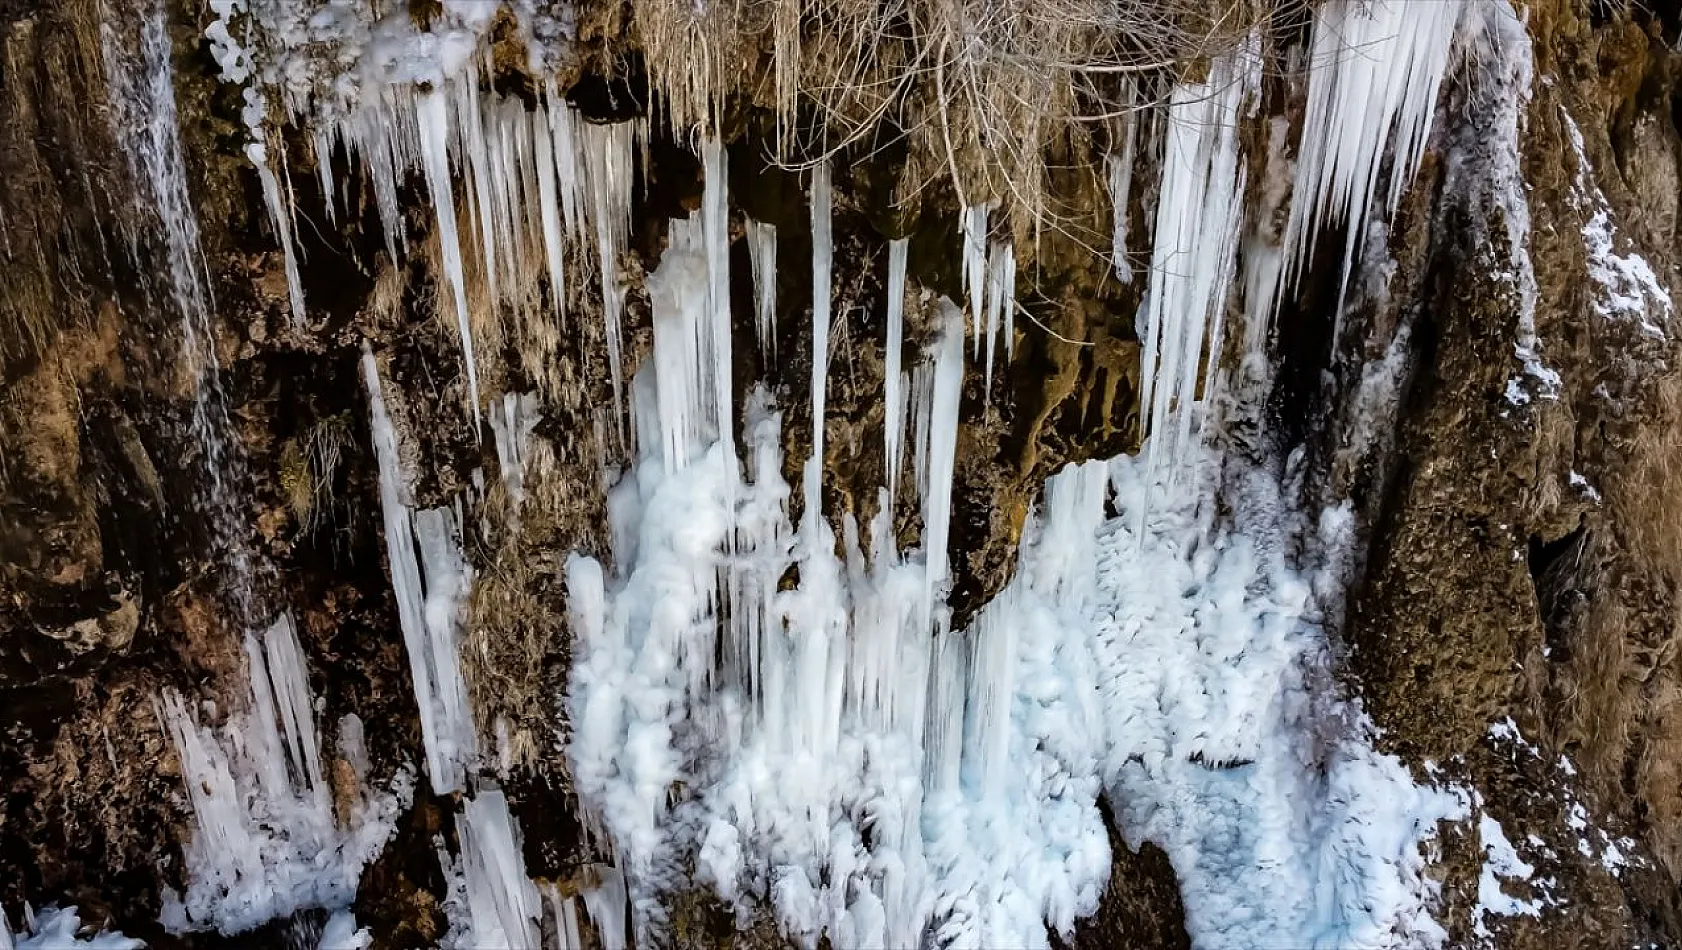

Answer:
[363,348,478,795]
[1,907,142,950]
[489,392,542,509]
[1440,2,1556,407]
[1107,98,1139,285]
[158,615,412,935]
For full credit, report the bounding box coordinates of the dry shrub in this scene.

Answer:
[628,0,1300,235]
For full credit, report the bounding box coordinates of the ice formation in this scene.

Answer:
[1134,45,1254,483]
[567,162,1463,948]
[0,907,141,950]
[157,615,411,935]
[1280,0,1466,326]
[363,349,479,796]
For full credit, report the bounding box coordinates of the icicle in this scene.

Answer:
[645,217,712,470]
[702,139,734,464]
[580,867,629,950]
[415,90,482,433]
[748,219,778,360]
[458,790,543,949]
[921,300,964,629]
[0,906,140,950]
[1279,0,1465,334]
[805,163,833,529]
[314,126,338,227]
[532,108,567,315]
[1135,44,1255,490]
[249,135,308,325]
[982,241,1015,395]
[583,119,640,433]
[363,347,478,795]
[1107,119,1137,285]
[960,204,989,357]
[883,238,908,509]
[489,393,541,508]
[548,887,585,950]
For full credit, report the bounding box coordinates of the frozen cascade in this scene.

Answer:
[363,348,479,795]
[884,238,909,510]
[101,0,256,613]
[568,381,1463,948]
[749,219,779,358]
[1278,0,1466,330]
[157,615,411,935]
[1135,46,1255,488]
[1,907,141,950]
[566,164,1465,946]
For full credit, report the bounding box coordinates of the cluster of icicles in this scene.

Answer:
[103,0,1500,948]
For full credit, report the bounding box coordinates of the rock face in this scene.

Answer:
[2,0,1682,947]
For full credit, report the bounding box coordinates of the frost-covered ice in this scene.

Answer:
[1,907,141,950]
[158,615,412,935]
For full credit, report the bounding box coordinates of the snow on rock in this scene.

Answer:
[1,907,142,950]
[1561,109,1674,336]
[1444,1,1558,408]
[157,615,413,935]
[1472,813,1543,940]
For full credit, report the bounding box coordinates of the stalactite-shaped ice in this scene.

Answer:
[489,392,541,509]
[748,220,778,360]
[363,348,478,795]
[1136,45,1255,488]
[982,240,1016,395]
[806,163,834,529]
[158,615,409,935]
[702,139,735,464]
[457,790,543,950]
[1280,0,1465,329]
[883,238,909,509]
[921,301,965,629]
[583,119,641,430]
[1108,100,1139,285]
[960,204,989,357]
[415,90,482,432]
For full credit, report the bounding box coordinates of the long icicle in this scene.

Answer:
[884,238,909,513]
